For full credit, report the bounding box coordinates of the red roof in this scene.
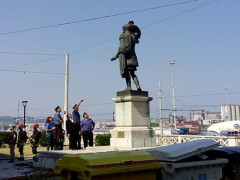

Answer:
[176,123,185,127]
[183,121,200,126]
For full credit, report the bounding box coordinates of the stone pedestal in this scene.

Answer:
[110,90,156,148]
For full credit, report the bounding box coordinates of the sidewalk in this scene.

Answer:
[0,158,35,180]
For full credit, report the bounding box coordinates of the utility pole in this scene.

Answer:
[170,60,176,129]
[159,81,163,134]
[63,53,69,130]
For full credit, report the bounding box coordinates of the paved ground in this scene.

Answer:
[0,158,36,180]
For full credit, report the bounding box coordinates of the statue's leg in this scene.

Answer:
[125,70,132,91]
[130,71,142,91]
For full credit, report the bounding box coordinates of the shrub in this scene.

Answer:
[39,130,47,147]
[0,132,11,146]
[95,134,111,146]
[150,123,160,127]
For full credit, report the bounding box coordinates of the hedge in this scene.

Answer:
[95,134,111,146]
[0,132,11,147]
[39,130,47,147]
[150,123,160,127]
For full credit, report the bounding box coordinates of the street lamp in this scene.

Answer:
[169,60,176,129]
[22,101,28,128]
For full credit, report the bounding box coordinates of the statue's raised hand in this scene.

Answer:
[111,55,118,61]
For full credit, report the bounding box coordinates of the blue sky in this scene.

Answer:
[0,0,239,120]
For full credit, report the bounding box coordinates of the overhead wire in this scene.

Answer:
[162,90,191,109]
[142,0,219,29]
[177,91,240,97]
[160,90,223,119]
[0,0,221,74]
[0,68,64,75]
[0,51,63,56]
[1,55,64,70]
[0,0,201,36]
[69,0,220,56]
[0,0,204,71]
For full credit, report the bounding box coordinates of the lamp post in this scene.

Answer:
[22,101,28,128]
[169,60,176,129]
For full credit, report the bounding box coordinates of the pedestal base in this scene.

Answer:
[110,127,156,148]
[110,90,155,148]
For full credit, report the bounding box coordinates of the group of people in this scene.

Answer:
[53,100,95,150]
[8,122,41,163]
[8,99,95,163]
[44,100,95,151]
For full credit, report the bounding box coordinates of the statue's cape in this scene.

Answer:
[118,32,131,54]
[118,31,138,78]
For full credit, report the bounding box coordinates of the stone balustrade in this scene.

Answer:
[155,134,240,147]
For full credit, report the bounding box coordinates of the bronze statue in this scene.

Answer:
[111,24,142,91]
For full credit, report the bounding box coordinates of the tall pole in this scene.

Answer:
[159,81,163,134]
[170,60,176,129]
[63,53,69,130]
[17,101,19,125]
[22,101,28,128]
[23,106,26,128]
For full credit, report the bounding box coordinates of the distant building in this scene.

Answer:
[221,104,240,121]
[165,121,201,134]
[193,111,221,121]
[169,115,186,123]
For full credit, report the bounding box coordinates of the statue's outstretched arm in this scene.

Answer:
[111,52,120,61]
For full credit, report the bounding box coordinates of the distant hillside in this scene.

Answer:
[0,116,46,125]
[0,116,15,125]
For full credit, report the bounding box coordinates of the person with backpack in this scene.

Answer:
[30,123,41,162]
[17,123,28,161]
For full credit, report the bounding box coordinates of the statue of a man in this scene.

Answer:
[111,24,142,91]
